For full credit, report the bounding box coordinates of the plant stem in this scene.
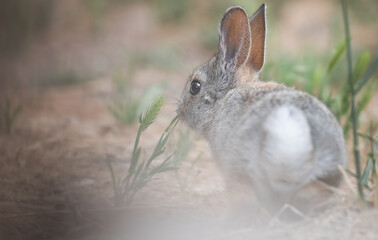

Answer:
[341,0,363,200]
[129,127,142,174]
[133,128,142,159]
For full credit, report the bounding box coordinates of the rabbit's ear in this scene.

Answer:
[247,4,266,72]
[219,7,251,71]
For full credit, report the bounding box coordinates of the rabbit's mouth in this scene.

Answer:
[176,101,186,121]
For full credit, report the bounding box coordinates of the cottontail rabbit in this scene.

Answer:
[177,4,347,214]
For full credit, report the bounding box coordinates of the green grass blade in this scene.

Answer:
[130,158,147,191]
[145,131,172,170]
[340,86,350,116]
[129,147,141,174]
[327,40,346,73]
[372,136,378,174]
[357,87,373,115]
[148,153,176,175]
[352,51,371,84]
[373,136,378,156]
[341,0,364,200]
[361,158,373,187]
[358,133,375,143]
[361,135,378,187]
[164,115,179,133]
[354,56,378,95]
[130,124,143,174]
[346,168,357,178]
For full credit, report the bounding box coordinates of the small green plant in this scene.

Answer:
[106,96,179,205]
[0,99,22,135]
[341,0,378,200]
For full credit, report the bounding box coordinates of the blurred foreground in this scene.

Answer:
[0,0,377,239]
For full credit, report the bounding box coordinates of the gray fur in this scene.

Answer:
[176,5,347,213]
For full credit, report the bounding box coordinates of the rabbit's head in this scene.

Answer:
[177,5,267,137]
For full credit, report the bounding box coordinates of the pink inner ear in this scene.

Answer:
[220,7,251,70]
[248,5,266,72]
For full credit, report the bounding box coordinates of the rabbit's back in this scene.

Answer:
[209,87,346,207]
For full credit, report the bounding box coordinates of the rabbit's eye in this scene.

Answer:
[190,80,201,95]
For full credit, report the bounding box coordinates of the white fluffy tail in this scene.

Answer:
[261,105,314,192]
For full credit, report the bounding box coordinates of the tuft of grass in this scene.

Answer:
[0,99,22,135]
[106,97,180,205]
